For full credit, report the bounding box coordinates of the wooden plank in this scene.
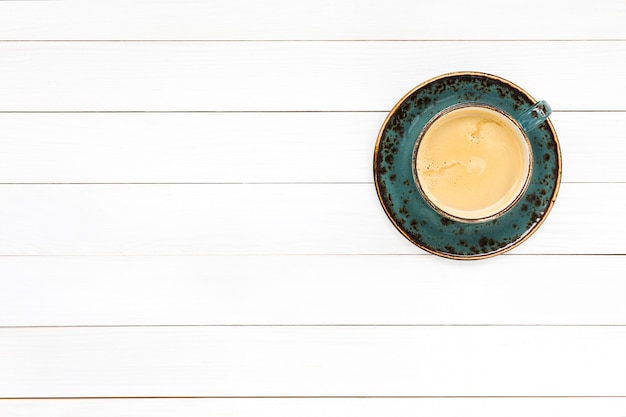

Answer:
[0,326,624,397]
[0,112,620,184]
[0,255,624,326]
[2,398,626,417]
[0,183,622,255]
[0,112,382,184]
[0,0,624,41]
[0,42,625,111]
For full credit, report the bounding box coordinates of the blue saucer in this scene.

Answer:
[373,72,562,259]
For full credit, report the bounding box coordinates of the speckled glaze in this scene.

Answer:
[373,72,562,259]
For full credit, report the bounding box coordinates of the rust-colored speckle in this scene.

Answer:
[525,193,541,207]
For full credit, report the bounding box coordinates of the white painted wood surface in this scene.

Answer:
[0,42,624,111]
[0,0,624,40]
[0,112,623,183]
[3,399,626,417]
[1,326,625,397]
[0,0,624,416]
[0,183,623,255]
[2,255,625,326]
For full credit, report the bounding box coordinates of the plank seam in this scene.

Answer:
[2,396,625,400]
[2,324,625,329]
[0,39,625,42]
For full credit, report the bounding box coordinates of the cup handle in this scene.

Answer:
[517,100,552,132]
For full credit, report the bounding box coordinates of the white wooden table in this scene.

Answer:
[1,1,625,415]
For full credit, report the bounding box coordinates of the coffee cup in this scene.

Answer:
[412,100,551,222]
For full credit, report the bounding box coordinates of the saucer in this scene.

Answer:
[373,72,562,259]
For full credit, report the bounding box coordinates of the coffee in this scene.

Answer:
[414,105,531,221]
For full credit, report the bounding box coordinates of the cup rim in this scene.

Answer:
[411,102,534,223]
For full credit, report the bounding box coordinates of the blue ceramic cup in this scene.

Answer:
[412,99,552,223]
